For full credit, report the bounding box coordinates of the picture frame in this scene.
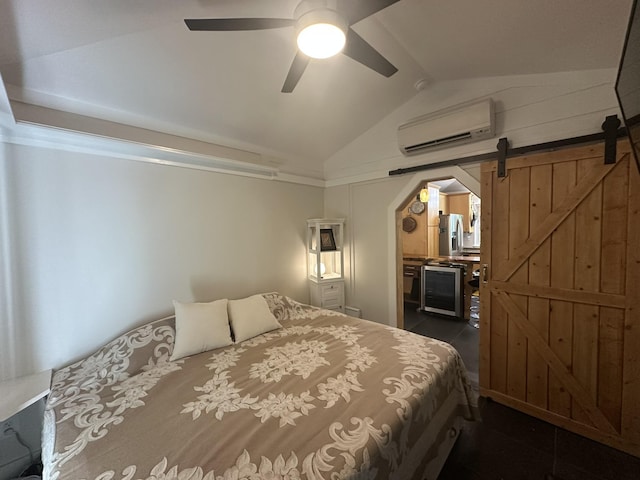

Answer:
[319,228,337,251]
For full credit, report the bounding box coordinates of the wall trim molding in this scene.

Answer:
[1,120,283,179]
[1,99,329,186]
[1,119,329,188]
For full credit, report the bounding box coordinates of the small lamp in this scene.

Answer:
[419,186,430,203]
[313,262,327,277]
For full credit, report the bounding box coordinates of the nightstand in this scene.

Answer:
[0,369,52,422]
[307,218,345,313]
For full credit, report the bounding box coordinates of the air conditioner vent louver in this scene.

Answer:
[398,99,495,156]
[404,132,473,153]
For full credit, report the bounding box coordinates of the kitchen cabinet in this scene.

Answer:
[448,193,474,232]
[439,192,449,214]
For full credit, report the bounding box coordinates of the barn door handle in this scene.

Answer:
[482,264,489,284]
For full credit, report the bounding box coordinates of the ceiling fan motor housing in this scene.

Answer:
[294,0,342,19]
[294,0,347,35]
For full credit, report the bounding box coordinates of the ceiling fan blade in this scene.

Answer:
[342,28,397,77]
[281,52,310,93]
[339,0,401,25]
[184,18,294,31]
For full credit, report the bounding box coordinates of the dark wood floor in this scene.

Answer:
[404,302,640,480]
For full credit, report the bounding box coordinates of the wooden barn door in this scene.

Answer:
[479,140,640,457]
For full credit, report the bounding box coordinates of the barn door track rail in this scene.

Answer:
[389,115,627,177]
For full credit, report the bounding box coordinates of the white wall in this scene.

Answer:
[324,69,621,327]
[324,176,406,325]
[0,142,323,381]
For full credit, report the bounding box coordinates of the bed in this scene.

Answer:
[42,293,479,480]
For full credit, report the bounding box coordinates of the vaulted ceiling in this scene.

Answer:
[0,0,633,177]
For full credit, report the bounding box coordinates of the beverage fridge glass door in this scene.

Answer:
[421,265,463,317]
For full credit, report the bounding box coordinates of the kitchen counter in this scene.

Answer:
[403,255,481,263]
[435,255,480,263]
[402,256,430,263]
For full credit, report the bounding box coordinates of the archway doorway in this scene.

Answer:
[389,167,481,388]
[386,166,480,330]
[400,180,480,321]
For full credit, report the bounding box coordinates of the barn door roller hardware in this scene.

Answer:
[601,114,621,164]
[497,137,509,178]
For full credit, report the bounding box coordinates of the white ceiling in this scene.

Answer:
[430,179,470,195]
[0,0,633,176]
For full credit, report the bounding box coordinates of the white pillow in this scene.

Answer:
[170,299,233,361]
[228,294,282,343]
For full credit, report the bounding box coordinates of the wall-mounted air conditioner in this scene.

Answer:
[398,98,495,156]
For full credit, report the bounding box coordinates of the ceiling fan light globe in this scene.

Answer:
[298,25,345,59]
[295,7,347,59]
[297,23,345,58]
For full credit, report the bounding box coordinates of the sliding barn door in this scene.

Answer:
[479,140,640,457]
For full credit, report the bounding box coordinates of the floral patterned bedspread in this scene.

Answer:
[43,293,478,480]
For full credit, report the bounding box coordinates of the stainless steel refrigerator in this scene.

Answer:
[438,213,464,256]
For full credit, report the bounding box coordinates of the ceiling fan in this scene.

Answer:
[184,0,400,93]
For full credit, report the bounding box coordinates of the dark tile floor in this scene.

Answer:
[404,300,480,388]
[403,302,640,480]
